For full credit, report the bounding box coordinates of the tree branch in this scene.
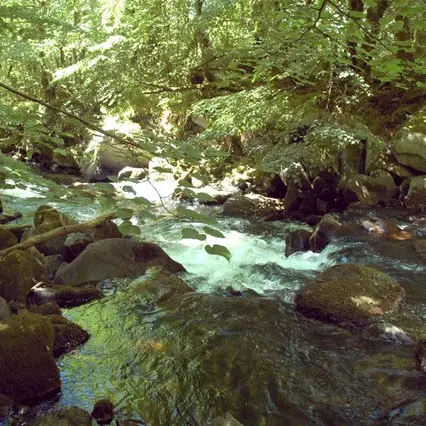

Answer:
[0,212,117,258]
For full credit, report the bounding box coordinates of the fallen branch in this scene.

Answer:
[0,212,117,258]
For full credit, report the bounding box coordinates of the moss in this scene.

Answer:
[295,264,405,325]
[0,312,60,401]
[0,250,50,303]
[0,227,18,251]
[31,407,92,426]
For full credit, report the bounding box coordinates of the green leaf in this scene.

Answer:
[178,179,194,187]
[107,175,118,182]
[196,192,216,202]
[119,220,141,235]
[116,208,134,219]
[203,226,225,238]
[122,185,136,195]
[95,183,115,193]
[153,166,173,173]
[133,196,152,205]
[205,244,231,262]
[138,209,156,219]
[181,227,207,240]
[176,206,218,225]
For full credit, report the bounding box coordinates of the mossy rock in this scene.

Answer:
[0,312,61,401]
[31,407,92,426]
[134,271,194,305]
[0,227,18,251]
[47,314,90,357]
[0,250,50,303]
[28,283,103,307]
[295,264,405,326]
[26,205,76,257]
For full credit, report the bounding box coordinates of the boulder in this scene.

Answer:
[89,220,122,241]
[391,107,426,172]
[31,407,92,426]
[0,296,12,321]
[285,229,312,257]
[0,250,50,303]
[0,312,60,401]
[28,301,62,316]
[47,314,90,357]
[23,205,75,257]
[295,264,405,325]
[309,214,342,252]
[44,254,64,279]
[414,239,426,262]
[222,194,285,218]
[338,171,398,207]
[91,399,115,425]
[134,271,194,304]
[0,227,18,250]
[251,172,287,198]
[64,232,92,262]
[118,166,147,180]
[54,239,185,286]
[28,283,103,307]
[404,176,426,212]
[52,150,79,169]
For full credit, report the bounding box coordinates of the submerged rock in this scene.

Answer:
[28,283,103,307]
[0,250,50,303]
[285,229,312,257]
[0,312,60,401]
[222,194,285,218]
[134,271,194,304]
[54,239,185,286]
[47,314,90,357]
[295,264,405,325]
[91,399,115,425]
[31,406,92,426]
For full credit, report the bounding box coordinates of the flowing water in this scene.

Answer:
[3,168,426,425]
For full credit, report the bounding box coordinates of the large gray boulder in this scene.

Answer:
[404,176,426,212]
[54,238,185,286]
[391,107,426,172]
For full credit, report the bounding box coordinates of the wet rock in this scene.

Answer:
[405,176,426,212]
[285,229,312,257]
[0,312,60,401]
[0,296,12,321]
[338,171,398,207]
[28,301,62,316]
[91,399,115,424]
[54,239,185,286]
[414,239,426,262]
[0,393,12,419]
[391,107,426,172]
[0,227,18,250]
[47,314,90,357]
[28,283,103,307]
[90,219,122,241]
[64,232,92,262]
[23,205,75,257]
[0,250,50,303]
[222,194,285,218]
[415,340,426,372]
[44,254,64,279]
[118,166,147,180]
[208,412,243,426]
[365,322,414,345]
[309,214,342,252]
[295,264,405,326]
[31,406,92,426]
[134,271,194,304]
